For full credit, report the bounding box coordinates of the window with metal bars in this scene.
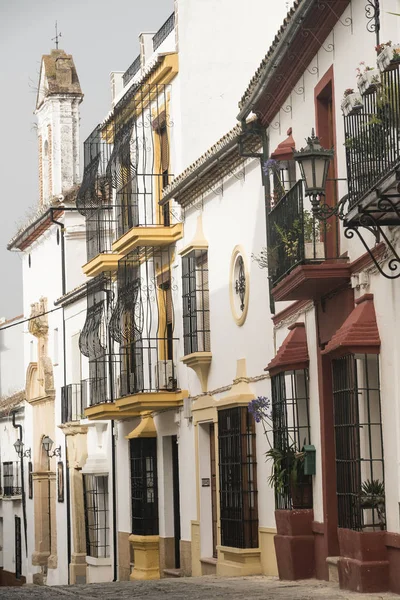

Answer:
[182,250,210,356]
[218,407,258,549]
[332,353,385,531]
[130,438,159,535]
[15,516,22,579]
[83,475,110,558]
[271,369,312,510]
[2,461,21,497]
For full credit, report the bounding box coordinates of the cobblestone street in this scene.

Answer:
[0,577,399,600]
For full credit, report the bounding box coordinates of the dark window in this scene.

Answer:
[3,461,21,497]
[130,438,159,535]
[83,475,110,558]
[332,354,385,531]
[182,250,210,356]
[15,516,22,579]
[28,462,33,499]
[218,407,258,549]
[271,369,312,510]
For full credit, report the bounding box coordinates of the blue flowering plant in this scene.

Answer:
[262,158,286,202]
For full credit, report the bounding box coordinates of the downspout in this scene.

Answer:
[12,412,28,558]
[50,208,71,583]
[111,420,117,581]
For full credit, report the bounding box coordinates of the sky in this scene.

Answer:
[0,0,173,320]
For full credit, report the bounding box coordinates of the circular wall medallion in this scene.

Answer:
[229,246,250,326]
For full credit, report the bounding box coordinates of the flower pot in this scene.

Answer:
[377,45,400,72]
[357,69,381,95]
[341,92,363,116]
[304,241,325,260]
[291,480,313,509]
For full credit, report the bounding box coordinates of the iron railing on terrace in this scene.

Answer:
[153,13,175,51]
[123,55,141,88]
[86,206,117,262]
[267,179,340,286]
[344,63,400,209]
[61,384,85,423]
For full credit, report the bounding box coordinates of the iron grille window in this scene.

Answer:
[182,250,210,356]
[61,384,83,423]
[83,475,110,558]
[332,354,385,531]
[15,516,22,579]
[218,407,258,548]
[130,438,159,536]
[3,461,21,497]
[271,370,312,510]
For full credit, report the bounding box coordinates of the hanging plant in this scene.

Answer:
[356,62,381,95]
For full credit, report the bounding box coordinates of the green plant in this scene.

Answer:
[265,443,306,495]
[360,479,386,529]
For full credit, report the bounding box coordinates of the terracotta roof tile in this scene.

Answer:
[265,322,309,375]
[322,294,380,358]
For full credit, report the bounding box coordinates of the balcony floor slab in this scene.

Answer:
[272,261,351,302]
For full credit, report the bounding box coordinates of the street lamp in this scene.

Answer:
[13,439,31,459]
[42,435,61,458]
[293,128,334,215]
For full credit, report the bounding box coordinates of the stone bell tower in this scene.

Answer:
[35,49,83,205]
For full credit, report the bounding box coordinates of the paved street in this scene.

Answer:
[0,577,399,600]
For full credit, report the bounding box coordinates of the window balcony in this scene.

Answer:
[2,461,22,499]
[267,180,349,302]
[122,55,140,88]
[344,62,400,225]
[61,383,85,423]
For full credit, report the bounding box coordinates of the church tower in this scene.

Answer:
[35,49,83,205]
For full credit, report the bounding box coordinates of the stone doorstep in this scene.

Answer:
[163,568,182,578]
[326,556,340,583]
[200,557,217,566]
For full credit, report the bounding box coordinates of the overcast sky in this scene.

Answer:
[0,0,173,319]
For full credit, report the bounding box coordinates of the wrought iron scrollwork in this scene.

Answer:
[365,0,380,45]
[235,256,246,312]
[109,278,144,343]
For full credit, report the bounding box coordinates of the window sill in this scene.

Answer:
[181,352,212,393]
[86,556,111,567]
[1,495,22,501]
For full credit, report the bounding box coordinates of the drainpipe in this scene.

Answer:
[50,208,71,583]
[12,412,28,558]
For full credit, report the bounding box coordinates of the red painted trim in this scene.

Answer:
[312,521,325,535]
[350,243,386,274]
[266,322,309,375]
[272,262,351,302]
[272,299,312,326]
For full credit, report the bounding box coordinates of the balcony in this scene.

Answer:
[2,461,22,499]
[115,339,187,414]
[112,193,183,256]
[82,207,123,277]
[267,180,349,302]
[61,384,85,423]
[123,55,140,88]
[344,63,400,224]
[153,13,175,52]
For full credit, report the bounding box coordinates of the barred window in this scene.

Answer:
[130,438,159,536]
[3,461,21,497]
[333,354,385,531]
[218,407,258,549]
[271,369,312,510]
[182,250,210,356]
[83,475,110,558]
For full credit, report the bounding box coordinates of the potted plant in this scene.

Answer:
[376,41,400,72]
[356,62,381,95]
[341,88,363,116]
[360,479,386,530]
[248,397,313,509]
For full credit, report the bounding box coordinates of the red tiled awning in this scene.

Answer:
[265,322,309,376]
[271,128,295,161]
[322,294,380,358]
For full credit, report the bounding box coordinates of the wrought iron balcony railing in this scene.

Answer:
[81,376,111,407]
[153,13,175,51]
[86,206,117,262]
[61,384,85,423]
[267,180,338,287]
[123,55,141,88]
[344,63,400,210]
[2,461,22,498]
